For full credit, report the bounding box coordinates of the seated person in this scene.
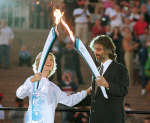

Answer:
[19,45,31,66]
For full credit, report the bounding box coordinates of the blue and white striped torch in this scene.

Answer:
[30,9,63,122]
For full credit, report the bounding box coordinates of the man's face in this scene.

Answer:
[42,55,54,77]
[93,43,105,62]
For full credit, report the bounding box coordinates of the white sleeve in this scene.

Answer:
[56,85,87,107]
[16,77,32,99]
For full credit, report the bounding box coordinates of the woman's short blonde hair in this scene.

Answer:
[32,52,57,77]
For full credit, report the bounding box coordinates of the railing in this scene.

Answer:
[0,107,150,114]
[0,107,150,123]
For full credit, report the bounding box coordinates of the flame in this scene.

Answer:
[53,9,63,25]
[53,9,75,42]
[61,19,75,42]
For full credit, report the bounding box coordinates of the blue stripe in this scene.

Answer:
[75,38,79,50]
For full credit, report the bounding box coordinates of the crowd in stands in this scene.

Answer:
[2,0,150,122]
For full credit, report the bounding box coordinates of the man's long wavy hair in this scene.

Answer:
[89,35,117,61]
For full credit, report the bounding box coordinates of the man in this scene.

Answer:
[0,20,14,69]
[16,52,91,123]
[89,35,129,123]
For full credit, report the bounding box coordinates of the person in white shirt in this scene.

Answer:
[16,52,91,123]
[0,20,14,69]
[108,4,123,29]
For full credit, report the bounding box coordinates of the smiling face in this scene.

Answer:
[94,43,108,63]
[42,55,54,78]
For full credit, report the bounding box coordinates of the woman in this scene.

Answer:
[122,27,138,86]
[110,26,123,63]
[16,52,91,123]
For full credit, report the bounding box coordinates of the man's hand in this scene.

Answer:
[95,76,109,89]
[31,73,42,82]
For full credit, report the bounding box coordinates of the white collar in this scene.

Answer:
[101,59,112,75]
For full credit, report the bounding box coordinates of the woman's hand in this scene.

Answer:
[31,73,42,82]
[86,87,92,95]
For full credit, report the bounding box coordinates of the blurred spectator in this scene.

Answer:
[59,71,78,123]
[100,15,110,26]
[61,36,84,85]
[122,27,139,86]
[134,14,148,94]
[103,0,112,9]
[0,93,4,123]
[110,26,124,64]
[129,1,136,8]
[90,7,102,25]
[144,117,150,123]
[88,0,98,13]
[134,14,147,47]
[109,4,123,29]
[140,4,150,25]
[31,0,41,28]
[91,19,105,37]
[146,0,150,16]
[63,0,78,26]
[105,24,112,35]
[46,1,53,27]
[135,0,141,8]
[0,19,14,69]
[124,103,138,123]
[40,0,47,29]
[121,17,132,32]
[145,30,150,77]
[129,6,140,31]
[144,33,150,96]
[8,97,25,123]
[121,5,130,18]
[59,71,78,96]
[72,106,89,123]
[73,0,90,44]
[105,0,116,17]
[19,45,31,67]
[129,6,140,23]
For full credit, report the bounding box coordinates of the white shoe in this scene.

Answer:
[141,89,146,95]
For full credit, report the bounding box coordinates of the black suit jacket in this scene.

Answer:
[77,61,129,123]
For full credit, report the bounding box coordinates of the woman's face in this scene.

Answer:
[42,55,54,77]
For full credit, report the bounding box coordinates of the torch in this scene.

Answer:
[59,12,108,99]
[34,9,63,89]
[31,9,62,122]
